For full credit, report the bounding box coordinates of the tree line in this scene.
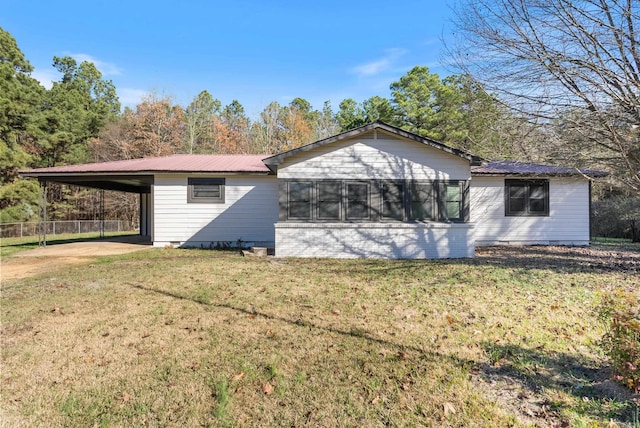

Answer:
[1,5,638,240]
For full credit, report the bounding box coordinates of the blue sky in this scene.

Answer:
[3,0,456,117]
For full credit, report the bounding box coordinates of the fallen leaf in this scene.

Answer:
[446,315,456,324]
[371,395,380,404]
[262,382,274,395]
[231,372,245,382]
[443,402,456,416]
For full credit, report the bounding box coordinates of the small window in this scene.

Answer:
[505,179,549,216]
[288,181,313,219]
[188,178,225,203]
[346,182,370,220]
[317,181,341,220]
[410,182,435,220]
[381,182,404,220]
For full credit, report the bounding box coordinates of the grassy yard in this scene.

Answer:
[1,245,638,427]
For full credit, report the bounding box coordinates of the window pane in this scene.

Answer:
[410,183,434,220]
[446,185,461,201]
[508,183,526,214]
[319,202,340,219]
[446,201,460,219]
[289,202,311,218]
[444,183,462,220]
[289,182,311,201]
[317,182,341,220]
[382,182,404,219]
[346,183,369,219]
[193,185,220,198]
[288,182,312,219]
[509,197,526,213]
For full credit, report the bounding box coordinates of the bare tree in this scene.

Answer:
[448,0,640,193]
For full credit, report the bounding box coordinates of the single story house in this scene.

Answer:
[21,122,606,259]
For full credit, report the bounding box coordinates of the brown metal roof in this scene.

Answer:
[20,154,272,175]
[471,160,608,177]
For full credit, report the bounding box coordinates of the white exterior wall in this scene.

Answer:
[276,134,474,259]
[276,223,474,259]
[471,176,590,246]
[278,133,471,180]
[153,174,278,247]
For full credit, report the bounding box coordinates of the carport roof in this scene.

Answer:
[19,154,273,193]
[20,154,272,175]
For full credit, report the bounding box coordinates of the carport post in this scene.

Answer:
[38,179,48,247]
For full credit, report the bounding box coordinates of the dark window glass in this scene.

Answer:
[528,183,547,213]
[410,182,435,220]
[505,180,549,216]
[288,181,312,219]
[508,185,526,213]
[346,182,370,220]
[381,182,404,220]
[188,178,225,203]
[317,181,341,220]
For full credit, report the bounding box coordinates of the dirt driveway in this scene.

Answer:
[1,236,151,282]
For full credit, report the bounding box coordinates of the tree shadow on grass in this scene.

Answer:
[477,341,638,425]
[130,283,474,370]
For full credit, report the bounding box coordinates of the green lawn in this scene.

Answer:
[1,245,638,427]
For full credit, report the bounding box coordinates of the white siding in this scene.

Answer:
[278,136,471,180]
[153,174,278,247]
[471,176,590,246]
[274,134,474,259]
[275,223,474,259]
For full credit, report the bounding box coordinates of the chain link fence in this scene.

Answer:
[0,220,136,238]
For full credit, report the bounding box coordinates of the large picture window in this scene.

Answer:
[188,178,225,203]
[281,179,469,223]
[505,179,549,216]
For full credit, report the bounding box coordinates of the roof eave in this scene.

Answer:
[262,121,480,168]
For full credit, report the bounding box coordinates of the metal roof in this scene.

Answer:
[20,154,272,176]
[471,160,608,177]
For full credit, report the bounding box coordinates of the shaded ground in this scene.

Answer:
[0,235,150,281]
[475,244,640,274]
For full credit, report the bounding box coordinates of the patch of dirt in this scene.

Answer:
[471,363,639,427]
[475,245,640,274]
[1,241,149,281]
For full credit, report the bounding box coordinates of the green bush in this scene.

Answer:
[597,288,640,393]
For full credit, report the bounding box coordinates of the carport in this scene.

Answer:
[20,167,154,246]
